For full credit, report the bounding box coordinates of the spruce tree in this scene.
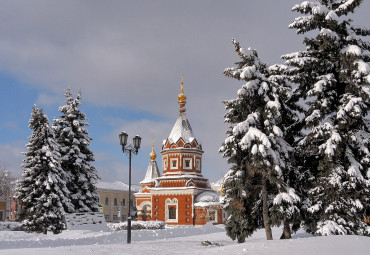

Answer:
[283,0,370,235]
[17,105,73,234]
[220,40,300,241]
[54,89,100,213]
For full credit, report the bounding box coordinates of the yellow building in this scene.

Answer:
[96,181,139,222]
[0,189,8,221]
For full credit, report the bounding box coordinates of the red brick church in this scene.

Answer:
[134,77,223,225]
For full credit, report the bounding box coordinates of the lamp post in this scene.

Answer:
[119,131,141,244]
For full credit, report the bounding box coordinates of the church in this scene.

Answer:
[134,77,223,225]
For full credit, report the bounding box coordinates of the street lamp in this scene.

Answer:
[119,132,141,244]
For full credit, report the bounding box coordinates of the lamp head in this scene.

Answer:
[133,135,142,153]
[119,131,128,150]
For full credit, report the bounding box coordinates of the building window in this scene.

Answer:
[186,198,190,202]
[169,207,176,219]
[186,218,190,223]
[104,215,110,221]
[196,159,201,170]
[105,197,109,206]
[155,205,158,209]
[186,211,190,216]
[114,198,118,206]
[186,204,190,209]
[155,198,159,202]
[163,158,167,170]
[170,158,178,169]
[183,158,192,169]
[165,198,178,223]
[121,215,126,221]
[155,211,158,215]
[122,199,126,207]
[209,210,217,222]
[113,215,118,222]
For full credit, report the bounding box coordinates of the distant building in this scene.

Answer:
[96,181,139,222]
[0,190,7,221]
[134,77,223,225]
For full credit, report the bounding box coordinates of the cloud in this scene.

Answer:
[0,0,368,184]
[94,151,145,185]
[0,141,25,176]
[35,92,64,107]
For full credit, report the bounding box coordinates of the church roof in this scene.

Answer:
[96,181,140,192]
[141,160,161,184]
[166,75,199,144]
[168,113,195,144]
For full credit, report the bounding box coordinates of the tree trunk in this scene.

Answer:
[283,218,292,239]
[262,171,273,240]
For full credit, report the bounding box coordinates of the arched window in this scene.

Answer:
[114,198,118,206]
[122,198,126,207]
[169,207,176,219]
[105,197,109,206]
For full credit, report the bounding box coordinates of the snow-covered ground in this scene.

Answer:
[0,223,369,255]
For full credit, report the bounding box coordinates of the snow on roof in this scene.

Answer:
[194,191,221,207]
[167,113,196,144]
[195,191,219,203]
[141,161,161,184]
[96,181,140,192]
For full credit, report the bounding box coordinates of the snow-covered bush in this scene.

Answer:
[107,221,166,231]
[0,222,23,231]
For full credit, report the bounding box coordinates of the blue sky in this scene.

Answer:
[0,0,369,184]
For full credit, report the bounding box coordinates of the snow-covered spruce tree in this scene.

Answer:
[282,0,370,236]
[54,89,100,213]
[220,39,300,241]
[17,105,73,234]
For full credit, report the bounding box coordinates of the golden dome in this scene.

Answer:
[178,73,187,103]
[150,136,156,161]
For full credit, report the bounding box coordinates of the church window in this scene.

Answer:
[170,158,178,169]
[185,160,190,168]
[183,158,192,169]
[169,207,176,219]
[209,211,217,222]
[196,159,201,170]
[105,197,109,206]
[114,198,118,206]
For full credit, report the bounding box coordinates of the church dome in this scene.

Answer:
[168,114,195,144]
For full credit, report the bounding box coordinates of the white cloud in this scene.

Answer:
[36,92,64,107]
[0,141,25,176]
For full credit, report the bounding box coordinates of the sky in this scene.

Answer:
[0,0,369,185]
